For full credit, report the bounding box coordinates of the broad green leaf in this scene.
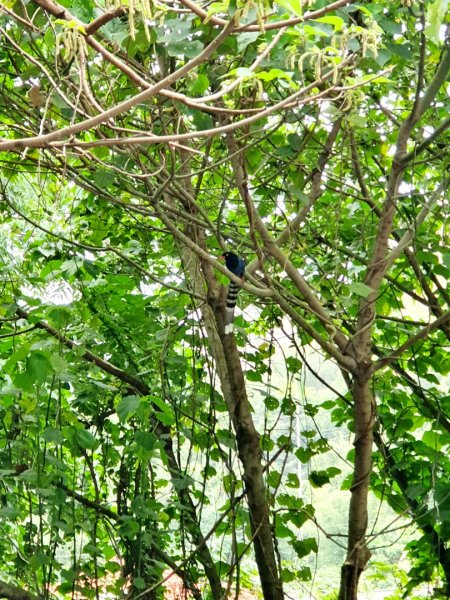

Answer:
[292,537,318,558]
[286,473,300,488]
[47,306,72,328]
[75,429,99,450]
[117,395,141,421]
[256,69,293,82]
[186,74,210,96]
[93,169,115,188]
[349,282,374,298]
[267,470,282,488]
[134,431,157,451]
[422,429,444,450]
[3,343,31,373]
[275,0,302,16]
[26,351,52,385]
[236,32,261,52]
[425,0,449,43]
[309,467,341,487]
[316,16,344,30]
[42,427,64,444]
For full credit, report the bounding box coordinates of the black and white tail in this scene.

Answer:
[224,281,240,334]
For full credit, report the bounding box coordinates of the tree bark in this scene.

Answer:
[339,38,450,599]
[0,581,42,600]
[170,153,284,600]
[339,374,374,600]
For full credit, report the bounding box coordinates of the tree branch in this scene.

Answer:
[177,0,357,31]
[384,177,450,269]
[224,130,355,369]
[0,16,236,151]
[409,43,450,127]
[0,581,42,600]
[374,310,450,371]
[245,117,343,276]
[84,7,126,34]
[403,115,450,163]
[15,308,149,394]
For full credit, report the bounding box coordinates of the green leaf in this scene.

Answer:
[236,32,261,52]
[292,537,318,558]
[286,355,302,371]
[190,110,214,131]
[275,0,302,17]
[264,395,279,410]
[135,431,157,452]
[150,397,174,426]
[75,429,99,450]
[295,447,312,463]
[18,469,39,484]
[186,74,210,96]
[422,429,444,450]
[26,351,52,385]
[42,427,64,444]
[117,395,141,421]
[425,0,449,44]
[316,16,344,30]
[93,169,115,188]
[167,40,204,59]
[267,470,282,488]
[118,516,140,540]
[47,306,72,327]
[349,282,374,298]
[227,67,253,79]
[133,577,146,590]
[256,69,293,83]
[3,343,31,373]
[286,473,300,488]
[309,467,341,487]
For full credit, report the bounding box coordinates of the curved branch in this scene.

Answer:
[384,176,450,269]
[0,17,236,151]
[0,581,42,600]
[177,0,357,31]
[374,310,450,371]
[403,115,450,163]
[410,44,450,126]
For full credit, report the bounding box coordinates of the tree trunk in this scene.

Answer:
[170,154,284,600]
[339,373,374,600]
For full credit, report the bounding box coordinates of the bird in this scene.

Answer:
[221,252,245,335]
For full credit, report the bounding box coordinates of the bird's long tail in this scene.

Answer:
[224,281,240,334]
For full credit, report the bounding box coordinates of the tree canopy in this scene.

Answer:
[0,0,449,599]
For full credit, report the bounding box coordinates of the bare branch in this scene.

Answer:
[0,581,42,600]
[374,310,450,371]
[84,7,126,34]
[409,44,450,127]
[0,16,236,151]
[403,115,450,163]
[223,129,356,370]
[384,176,450,269]
[177,0,357,31]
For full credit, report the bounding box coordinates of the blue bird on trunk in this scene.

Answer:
[221,252,245,335]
